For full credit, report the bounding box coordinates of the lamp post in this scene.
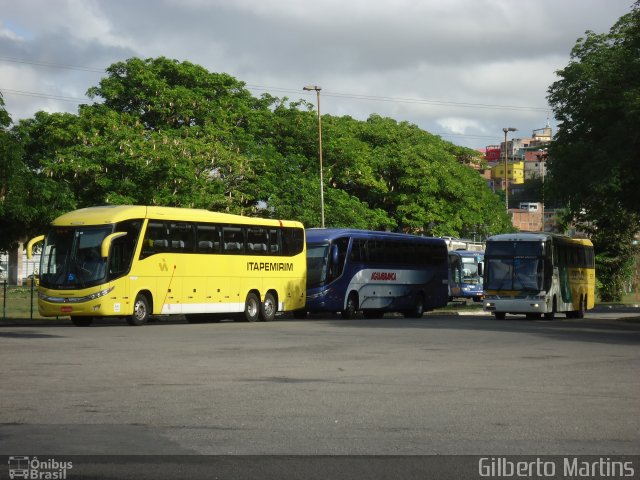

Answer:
[303,85,324,228]
[537,148,548,232]
[502,127,517,212]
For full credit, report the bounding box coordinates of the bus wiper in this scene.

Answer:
[73,258,87,289]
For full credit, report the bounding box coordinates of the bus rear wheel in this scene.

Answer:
[576,295,586,319]
[242,292,260,322]
[404,294,425,318]
[260,292,276,322]
[127,293,150,326]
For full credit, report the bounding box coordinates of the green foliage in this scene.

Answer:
[3,57,512,250]
[547,1,640,299]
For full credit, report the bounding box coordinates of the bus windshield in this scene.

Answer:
[461,256,482,284]
[485,257,543,291]
[40,226,113,289]
[485,241,544,292]
[306,242,330,288]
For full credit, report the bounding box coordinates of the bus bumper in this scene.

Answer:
[37,286,118,317]
[483,297,549,314]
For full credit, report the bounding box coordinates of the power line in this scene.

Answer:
[0,55,550,114]
[1,88,90,103]
[0,56,104,73]
[253,84,549,112]
[0,88,508,140]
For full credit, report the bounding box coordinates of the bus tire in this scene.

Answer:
[260,292,276,322]
[544,297,556,320]
[404,294,425,318]
[494,312,506,320]
[575,295,585,319]
[242,292,260,322]
[341,293,358,319]
[127,293,150,326]
[71,316,93,327]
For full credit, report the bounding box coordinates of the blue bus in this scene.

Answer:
[301,229,449,318]
[448,250,484,302]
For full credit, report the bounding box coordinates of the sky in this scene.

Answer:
[0,0,634,150]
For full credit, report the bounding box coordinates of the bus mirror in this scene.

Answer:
[26,235,45,259]
[478,262,483,277]
[330,244,339,266]
[100,232,128,258]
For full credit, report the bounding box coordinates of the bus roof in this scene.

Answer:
[50,205,304,229]
[305,228,445,245]
[487,232,592,247]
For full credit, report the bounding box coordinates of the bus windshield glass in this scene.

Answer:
[40,226,113,289]
[461,257,482,284]
[306,242,329,288]
[485,241,544,292]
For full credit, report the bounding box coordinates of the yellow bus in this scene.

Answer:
[27,206,306,326]
[483,233,595,319]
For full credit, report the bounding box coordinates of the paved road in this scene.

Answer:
[1,312,639,460]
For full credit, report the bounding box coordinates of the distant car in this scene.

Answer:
[25,274,39,287]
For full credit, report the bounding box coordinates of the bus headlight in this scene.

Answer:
[39,286,114,304]
[307,289,329,300]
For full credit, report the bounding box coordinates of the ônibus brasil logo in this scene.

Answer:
[8,456,73,479]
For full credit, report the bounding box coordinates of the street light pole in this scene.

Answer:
[303,85,324,228]
[502,127,517,213]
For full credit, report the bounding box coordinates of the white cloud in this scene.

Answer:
[0,0,633,147]
[437,117,486,135]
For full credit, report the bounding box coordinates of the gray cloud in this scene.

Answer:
[0,0,633,148]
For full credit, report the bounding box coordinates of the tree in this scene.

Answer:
[4,57,513,251]
[547,1,640,301]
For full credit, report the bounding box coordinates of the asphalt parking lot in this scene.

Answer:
[1,309,639,461]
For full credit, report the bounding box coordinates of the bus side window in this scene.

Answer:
[140,221,168,259]
[282,227,304,256]
[247,228,269,254]
[328,237,349,280]
[269,229,280,254]
[196,224,221,253]
[109,220,142,278]
[169,222,194,253]
[350,239,365,262]
[223,227,245,254]
[369,240,384,264]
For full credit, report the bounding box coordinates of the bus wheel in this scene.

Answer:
[544,297,556,320]
[575,295,585,319]
[404,294,425,318]
[71,316,93,327]
[341,293,358,319]
[127,293,150,326]
[260,292,277,322]
[494,312,506,320]
[242,292,260,322]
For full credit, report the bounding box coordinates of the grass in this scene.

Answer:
[597,291,640,306]
[0,284,50,320]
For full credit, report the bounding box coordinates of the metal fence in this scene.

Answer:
[0,280,45,320]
